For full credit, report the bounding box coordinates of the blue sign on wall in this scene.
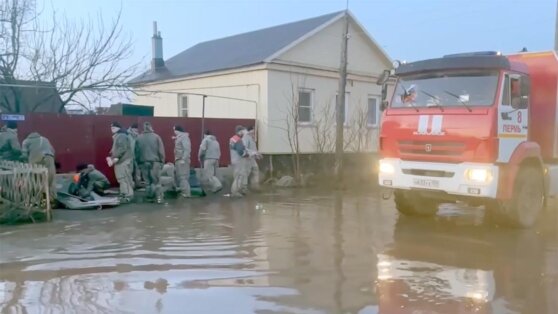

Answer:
[1,114,25,121]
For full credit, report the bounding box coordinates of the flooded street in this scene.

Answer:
[0,189,557,314]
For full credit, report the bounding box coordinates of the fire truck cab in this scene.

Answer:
[377,51,558,228]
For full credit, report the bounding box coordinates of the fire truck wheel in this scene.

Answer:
[488,166,544,228]
[394,190,439,217]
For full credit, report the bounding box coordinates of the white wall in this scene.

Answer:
[132,68,268,122]
[261,16,390,155]
[264,68,382,154]
[276,17,390,77]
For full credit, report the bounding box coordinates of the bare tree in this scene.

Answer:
[0,0,36,113]
[312,97,370,153]
[312,98,336,154]
[269,75,306,182]
[309,97,337,172]
[344,102,372,152]
[283,78,302,182]
[0,0,138,113]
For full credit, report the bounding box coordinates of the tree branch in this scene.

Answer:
[2,1,138,112]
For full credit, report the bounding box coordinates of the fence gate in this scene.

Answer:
[0,161,52,222]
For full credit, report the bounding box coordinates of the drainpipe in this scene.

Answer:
[201,95,207,141]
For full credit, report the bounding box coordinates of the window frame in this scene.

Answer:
[178,95,188,117]
[367,95,381,128]
[501,74,511,106]
[297,88,314,125]
[512,73,530,109]
[501,72,530,109]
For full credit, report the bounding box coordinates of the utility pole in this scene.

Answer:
[335,10,349,185]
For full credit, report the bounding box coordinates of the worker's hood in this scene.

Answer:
[26,132,41,139]
[3,128,17,134]
[128,128,139,137]
[112,129,128,138]
[204,135,216,141]
[176,131,189,139]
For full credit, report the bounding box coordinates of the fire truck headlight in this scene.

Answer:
[466,291,489,302]
[379,161,395,174]
[465,168,493,183]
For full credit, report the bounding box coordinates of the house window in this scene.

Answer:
[297,89,313,123]
[367,96,380,127]
[178,95,188,117]
[336,93,350,125]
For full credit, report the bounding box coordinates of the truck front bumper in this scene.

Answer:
[378,158,499,198]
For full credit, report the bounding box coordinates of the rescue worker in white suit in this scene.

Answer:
[198,130,223,193]
[242,125,261,191]
[173,125,191,198]
[229,125,252,197]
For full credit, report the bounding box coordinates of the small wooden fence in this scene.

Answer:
[0,161,52,222]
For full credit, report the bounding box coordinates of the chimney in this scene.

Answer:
[151,21,165,71]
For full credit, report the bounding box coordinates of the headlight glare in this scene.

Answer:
[466,168,492,182]
[379,161,395,174]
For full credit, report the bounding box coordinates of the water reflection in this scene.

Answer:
[0,190,556,313]
[377,213,558,314]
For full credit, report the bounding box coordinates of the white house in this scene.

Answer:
[130,11,392,155]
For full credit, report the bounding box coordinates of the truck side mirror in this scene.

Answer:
[376,70,390,86]
[380,100,389,111]
[380,82,388,103]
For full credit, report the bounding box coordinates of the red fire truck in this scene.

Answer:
[377,51,558,227]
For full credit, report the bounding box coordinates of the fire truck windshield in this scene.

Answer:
[392,71,499,109]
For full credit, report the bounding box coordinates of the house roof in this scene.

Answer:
[0,80,64,114]
[129,11,346,85]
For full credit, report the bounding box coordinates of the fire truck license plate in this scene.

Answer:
[412,178,440,188]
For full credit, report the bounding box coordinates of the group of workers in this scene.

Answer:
[0,121,261,203]
[0,121,57,200]
[108,121,261,202]
[0,120,262,204]
[107,121,227,203]
[111,121,262,202]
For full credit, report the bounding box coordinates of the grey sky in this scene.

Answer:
[44,0,557,72]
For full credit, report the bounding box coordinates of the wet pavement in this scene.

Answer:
[0,189,557,314]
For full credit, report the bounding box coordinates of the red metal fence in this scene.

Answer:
[14,114,254,183]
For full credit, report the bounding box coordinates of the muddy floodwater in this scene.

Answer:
[0,189,557,314]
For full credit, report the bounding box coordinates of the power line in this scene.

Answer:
[0,82,258,104]
[135,89,258,104]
